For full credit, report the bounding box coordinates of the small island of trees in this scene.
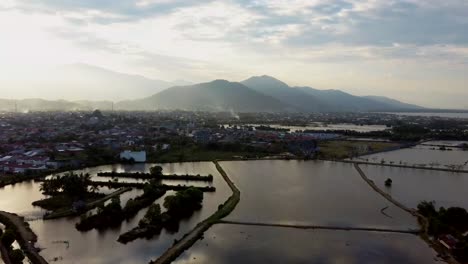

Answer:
[118,187,204,244]
[97,165,214,182]
[76,180,166,231]
[33,172,104,213]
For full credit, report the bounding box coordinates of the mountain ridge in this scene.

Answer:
[0,71,425,112]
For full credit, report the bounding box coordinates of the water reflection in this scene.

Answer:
[175,224,440,264]
[360,145,468,169]
[220,160,417,229]
[0,162,230,264]
[361,165,468,209]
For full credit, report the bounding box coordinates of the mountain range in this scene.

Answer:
[0,65,424,113]
[114,75,423,112]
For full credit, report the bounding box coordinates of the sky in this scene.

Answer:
[0,0,467,108]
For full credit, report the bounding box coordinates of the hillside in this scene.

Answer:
[241,75,423,112]
[241,76,333,112]
[116,80,295,112]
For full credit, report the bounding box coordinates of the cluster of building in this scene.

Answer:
[0,110,401,175]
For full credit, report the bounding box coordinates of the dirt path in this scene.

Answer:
[0,211,48,264]
[343,159,468,173]
[149,161,240,264]
[218,220,419,234]
[354,163,459,264]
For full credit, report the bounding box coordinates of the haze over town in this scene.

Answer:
[1,0,468,108]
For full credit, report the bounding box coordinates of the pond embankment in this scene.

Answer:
[149,161,240,264]
[0,211,48,264]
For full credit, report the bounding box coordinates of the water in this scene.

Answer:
[361,165,468,209]
[386,112,468,119]
[175,224,440,264]
[0,160,451,263]
[359,145,468,169]
[421,140,468,147]
[220,160,417,229]
[0,162,230,264]
[227,123,389,132]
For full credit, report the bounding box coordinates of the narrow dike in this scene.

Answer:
[342,159,468,174]
[218,220,419,234]
[354,163,460,264]
[0,211,48,264]
[149,161,240,264]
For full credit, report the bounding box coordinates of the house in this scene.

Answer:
[120,150,146,163]
[439,234,458,250]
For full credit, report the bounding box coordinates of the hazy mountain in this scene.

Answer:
[74,100,114,111]
[116,80,294,112]
[0,74,424,113]
[363,96,423,110]
[0,98,82,112]
[241,75,423,112]
[3,64,189,101]
[295,87,390,111]
[241,76,333,112]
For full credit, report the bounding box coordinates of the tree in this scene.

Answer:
[384,178,392,187]
[10,249,25,264]
[417,201,437,217]
[150,166,163,176]
[1,229,16,248]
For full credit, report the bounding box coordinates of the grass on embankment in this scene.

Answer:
[317,140,401,160]
[149,146,269,163]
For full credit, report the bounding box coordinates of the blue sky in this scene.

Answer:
[1,0,467,107]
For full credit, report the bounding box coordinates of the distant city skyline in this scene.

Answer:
[1,1,468,108]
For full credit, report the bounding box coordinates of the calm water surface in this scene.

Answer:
[175,224,440,264]
[360,145,468,169]
[220,160,417,229]
[0,162,230,264]
[238,123,389,132]
[387,112,468,119]
[361,165,468,209]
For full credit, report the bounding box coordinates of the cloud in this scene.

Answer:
[2,0,468,107]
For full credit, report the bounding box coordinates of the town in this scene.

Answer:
[1,110,467,176]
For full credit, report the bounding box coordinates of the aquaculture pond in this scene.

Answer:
[361,165,468,209]
[359,144,468,169]
[0,162,230,264]
[220,160,417,229]
[231,123,389,132]
[175,224,440,264]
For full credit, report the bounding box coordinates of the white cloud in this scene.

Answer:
[1,0,468,107]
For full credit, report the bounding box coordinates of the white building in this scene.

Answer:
[120,151,146,163]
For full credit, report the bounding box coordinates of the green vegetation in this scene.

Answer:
[10,249,25,264]
[318,140,401,160]
[1,229,15,248]
[0,212,46,264]
[32,193,105,211]
[88,180,216,192]
[1,229,26,264]
[118,187,204,243]
[384,178,393,187]
[149,144,271,163]
[147,161,240,264]
[40,172,93,197]
[417,201,468,262]
[33,172,105,217]
[96,171,214,181]
[150,166,163,176]
[76,181,166,231]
